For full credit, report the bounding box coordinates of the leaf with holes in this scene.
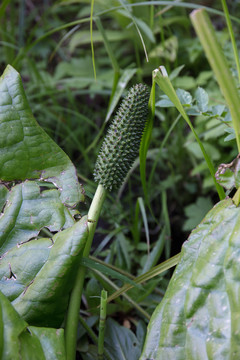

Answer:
[0,181,76,254]
[1,216,88,327]
[0,65,88,340]
[0,65,84,206]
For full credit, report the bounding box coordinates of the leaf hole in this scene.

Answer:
[17,237,38,246]
[8,263,17,280]
[39,182,58,193]
[26,328,32,335]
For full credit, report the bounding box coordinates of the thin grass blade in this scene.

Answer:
[105,68,137,123]
[140,79,155,201]
[138,197,150,254]
[80,257,141,289]
[141,226,166,274]
[107,253,180,303]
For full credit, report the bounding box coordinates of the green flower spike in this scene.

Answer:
[94,83,150,191]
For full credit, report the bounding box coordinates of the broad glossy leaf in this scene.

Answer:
[0,184,8,211]
[0,237,51,301]
[0,65,84,206]
[0,291,45,359]
[141,199,240,359]
[0,291,66,359]
[0,65,89,328]
[0,216,88,327]
[0,181,75,253]
[29,326,66,359]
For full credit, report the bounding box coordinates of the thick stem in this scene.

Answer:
[84,184,107,257]
[65,184,107,360]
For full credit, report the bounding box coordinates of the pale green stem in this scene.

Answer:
[65,184,107,360]
[190,9,240,152]
[93,269,151,320]
[78,315,112,360]
[98,290,107,359]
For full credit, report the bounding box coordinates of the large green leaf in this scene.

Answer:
[0,65,88,329]
[0,181,75,254]
[1,216,88,327]
[141,198,240,359]
[29,326,66,360]
[0,291,66,359]
[0,65,84,206]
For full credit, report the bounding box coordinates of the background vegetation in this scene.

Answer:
[1,0,240,358]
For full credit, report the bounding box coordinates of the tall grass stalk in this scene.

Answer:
[221,0,240,83]
[190,9,240,153]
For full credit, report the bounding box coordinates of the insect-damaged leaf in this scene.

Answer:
[0,65,88,330]
[0,65,84,206]
[0,181,75,254]
[1,216,88,327]
[141,199,240,359]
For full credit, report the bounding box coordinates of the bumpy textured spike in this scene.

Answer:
[93,84,150,191]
